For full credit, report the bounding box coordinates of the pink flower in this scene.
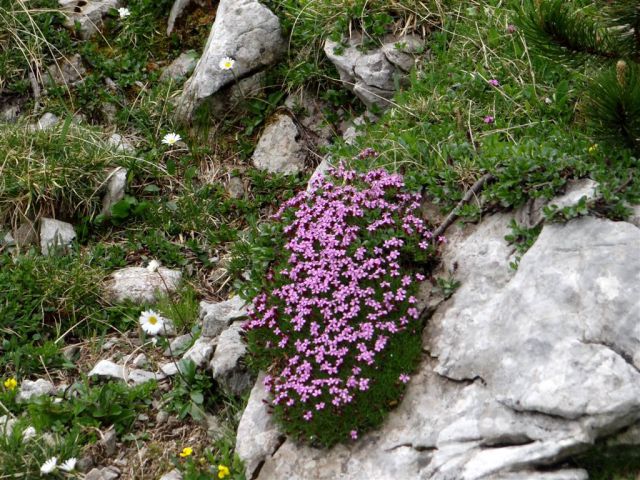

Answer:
[350,430,358,440]
[483,115,495,124]
[488,79,500,87]
[399,373,410,384]
[507,24,517,34]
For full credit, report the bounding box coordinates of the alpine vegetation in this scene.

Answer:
[244,162,438,446]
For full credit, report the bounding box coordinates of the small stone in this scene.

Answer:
[101,338,118,351]
[107,134,134,153]
[33,112,60,131]
[132,353,148,368]
[17,379,55,402]
[210,322,252,395]
[0,415,16,437]
[182,337,215,368]
[101,428,117,456]
[200,296,248,338]
[156,410,170,425]
[251,113,306,175]
[104,267,182,304]
[76,455,94,473]
[40,218,76,255]
[88,360,164,386]
[159,469,183,480]
[62,345,80,361]
[84,466,120,480]
[160,51,199,82]
[205,414,226,441]
[164,333,194,357]
[59,0,120,40]
[137,413,150,422]
[43,54,86,86]
[227,177,245,199]
[160,362,180,376]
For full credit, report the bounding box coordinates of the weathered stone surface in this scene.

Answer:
[32,112,60,131]
[40,218,76,255]
[210,322,252,395]
[3,222,38,250]
[160,51,199,82]
[159,469,183,480]
[16,379,55,402]
[284,91,334,146]
[0,415,16,437]
[175,0,284,121]
[251,113,306,175]
[200,295,248,338]
[182,337,215,368]
[104,267,182,304]
[59,0,120,39]
[164,333,194,357]
[227,176,245,199]
[88,359,164,386]
[235,373,284,479]
[166,0,205,35]
[324,34,420,110]
[84,466,120,480]
[244,215,640,479]
[101,167,127,216]
[106,134,134,153]
[44,54,86,86]
[629,203,640,229]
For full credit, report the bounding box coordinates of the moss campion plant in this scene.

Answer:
[244,161,439,447]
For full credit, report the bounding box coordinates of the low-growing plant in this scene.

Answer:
[163,359,218,421]
[504,219,542,270]
[243,163,438,447]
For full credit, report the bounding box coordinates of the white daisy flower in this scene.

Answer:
[22,426,36,441]
[139,310,165,335]
[161,132,182,146]
[219,56,235,71]
[146,259,161,272]
[118,7,130,18]
[40,457,57,475]
[59,458,77,472]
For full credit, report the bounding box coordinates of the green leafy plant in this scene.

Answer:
[163,359,218,421]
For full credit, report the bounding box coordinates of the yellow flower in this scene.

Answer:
[217,464,230,479]
[3,377,17,391]
[179,447,193,458]
[588,144,599,154]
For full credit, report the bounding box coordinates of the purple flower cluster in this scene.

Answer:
[244,164,434,430]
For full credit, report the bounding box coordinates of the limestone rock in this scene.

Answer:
[182,337,215,368]
[227,176,245,199]
[210,322,252,395]
[547,178,598,211]
[44,54,86,86]
[324,34,423,110]
[159,469,183,480]
[164,333,194,357]
[106,134,135,153]
[175,0,284,121]
[59,0,120,39]
[104,266,182,304]
[3,222,38,250]
[32,112,60,131]
[245,215,640,479]
[306,157,332,192]
[0,415,16,437]
[88,359,164,386]
[200,295,248,338]
[160,51,199,82]
[17,379,55,402]
[235,373,284,478]
[101,167,127,216]
[251,113,306,175]
[40,218,76,255]
[84,466,120,480]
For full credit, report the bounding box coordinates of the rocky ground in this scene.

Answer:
[2,0,640,479]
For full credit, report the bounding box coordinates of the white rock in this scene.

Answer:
[175,0,284,121]
[132,353,148,368]
[306,157,332,192]
[84,466,120,480]
[236,373,284,478]
[210,322,252,395]
[164,333,194,357]
[107,134,134,153]
[88,360,164,386]
[160,51,199,82]
[0,415,16,437]
[104,267,182,304]
[34,112,60,131]
[251,113,306,175]
[59,0,120,39]
[159,469,183,480]
[547,178,598,211]
[40,218,76,255]
[200,295,248,338]
[381,35,424,72]
[17,379,55,402]
[182,337,215,368]
[101,167,128,216]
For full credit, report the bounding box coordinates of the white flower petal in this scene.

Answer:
[59,457,77,472]
[139,310,165,335]
[146,260,161,272]
[40,457,57,474]
[219,56,235,71]
[22,426,36,441]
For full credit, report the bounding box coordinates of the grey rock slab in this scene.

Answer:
[101,428,117,456]
[106,134,134,153]
[44,54,86,86]
[210,322,252,395]
[251,113,306,175]
[84,466,120,480]
[547,178,598,211]
[235,373,284,479]
[182,337,215,368]
[16,379,55,402]
[381,34,425,72]
[59,0,120,39]
[40,218,76,255]
[160,51,199,82]
[88,360,164,386]
[248,215,640,479]
[175,0,284,121]
[101,167,127,216]
[164,333,194,357]
[200,295,248,338]
[132,353,148,369]
[104,267,182,304]
[32,112,60,131]
[354,51,397,91]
